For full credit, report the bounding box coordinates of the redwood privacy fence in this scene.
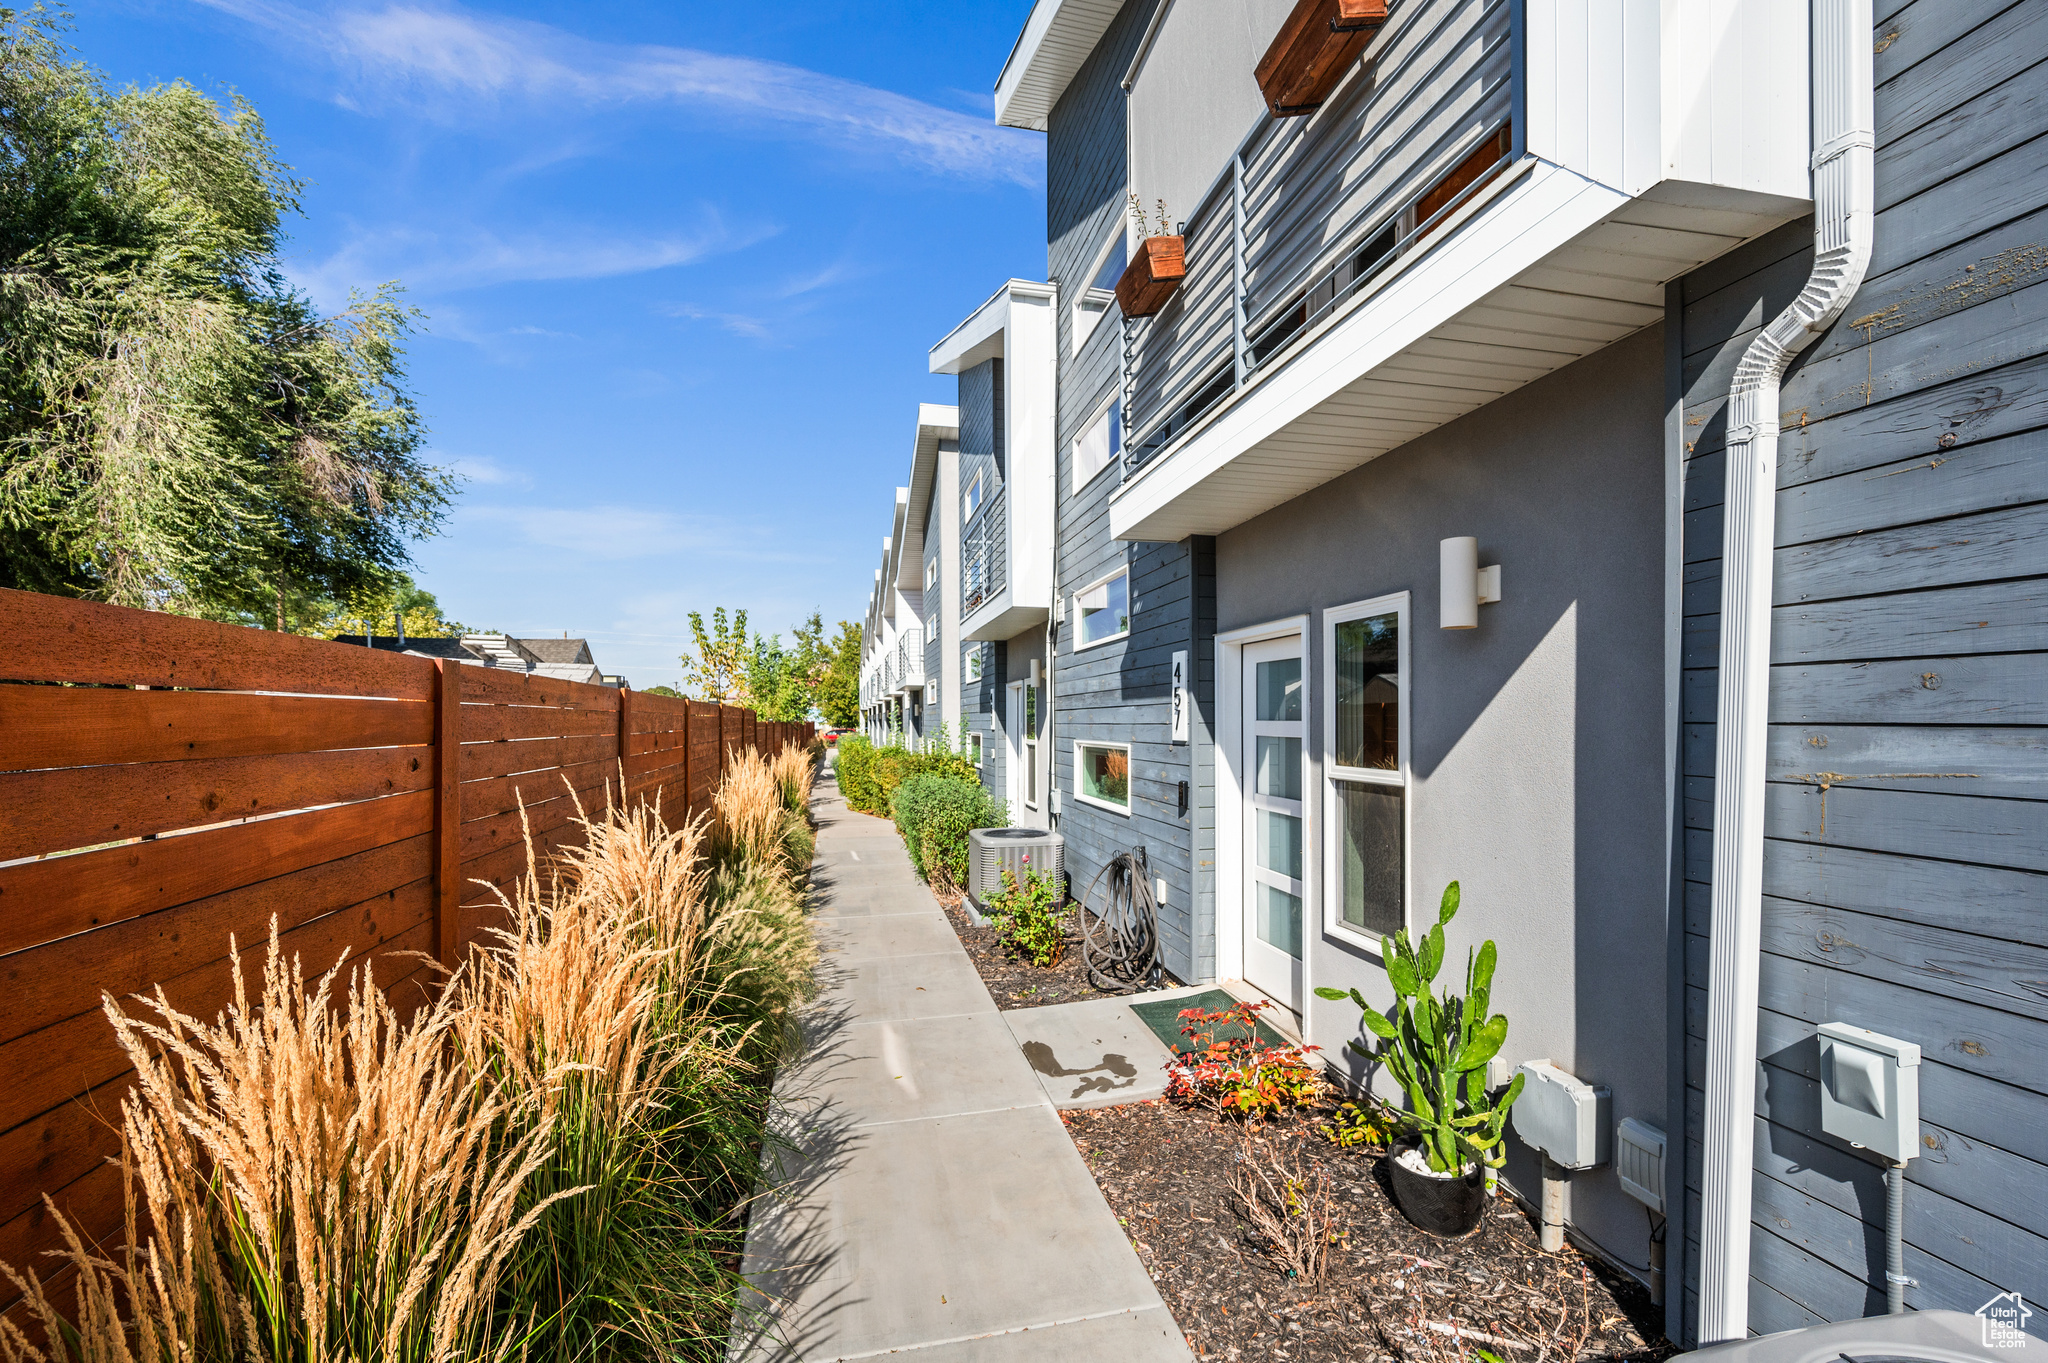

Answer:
[0,587,811,1303]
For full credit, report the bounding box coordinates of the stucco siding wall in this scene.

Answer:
[1217,324,1669,1275]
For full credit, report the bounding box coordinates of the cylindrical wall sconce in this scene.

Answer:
[1441,536,1503,630]
[1028,658,1041,685]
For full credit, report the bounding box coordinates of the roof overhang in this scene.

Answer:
[994,0,1134,131]
[900,404,959,590]
[930,279,1058,375]
[961,587,1049,643]
[1110,163,1809,542]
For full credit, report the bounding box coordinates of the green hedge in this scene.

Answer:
[837,737,980,818]
[891,774,1007,888]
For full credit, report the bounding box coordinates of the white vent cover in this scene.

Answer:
[968,828,1064,910]
[1616,1118,1666,1214]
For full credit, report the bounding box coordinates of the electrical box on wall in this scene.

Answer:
[1511,1061,1612,1170]
[1816,1022,1920,1163]
[1615,1119,1666,1214]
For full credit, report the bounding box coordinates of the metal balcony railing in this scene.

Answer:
[961,489,1007,615]
[1122,0,1514,469]
[895,626,925,690]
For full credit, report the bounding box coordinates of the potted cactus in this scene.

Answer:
[1315,881,1522,1237]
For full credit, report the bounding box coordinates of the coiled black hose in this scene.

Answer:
[1078,845,1164,994]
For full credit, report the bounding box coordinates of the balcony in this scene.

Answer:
[1110,0,1813,542]
[961,492,1007,618]
[898,626,926,691]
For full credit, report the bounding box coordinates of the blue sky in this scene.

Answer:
[76,0,1049,688]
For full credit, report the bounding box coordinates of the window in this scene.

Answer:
[1323,593,1408,946]
[1072,397,1122,494]
[1074,568,1130,648]
[1074,741,1131,814]
[925,556,938,590]
[927,612,939,644]
[963,469,984,522]
[968,730,984,767]
[1072,227,1126,349]
[965,647,983,682]
[1024,682,1039,807]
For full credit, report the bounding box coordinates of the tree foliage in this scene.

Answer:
[747,611,828,722]
[817,620,861,728]
[0,10,450,613]
[679,607,751,704]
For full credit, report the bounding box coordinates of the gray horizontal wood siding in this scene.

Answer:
[1675,0,2048,1341]
[1045,0,1215,982]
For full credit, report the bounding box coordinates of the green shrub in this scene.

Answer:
[890,773,1007,889]
[836,735,881,812]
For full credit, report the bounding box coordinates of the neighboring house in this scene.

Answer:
[858,407,958,750]
[337,633,616,687]
[851,0,2045,1345]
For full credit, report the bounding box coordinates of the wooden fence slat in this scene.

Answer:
[458,775,609,862]
[0,837,433,1048]
[0,688,431,773]
[0,588,437,698]
[626,728,687,756]
[0,746,435,863]
[461,758,616,826]
[0,789,434,959]
[0,1073,127,1231]
[460,733,614,783]
[457,666,620,709]
[458,703,618,744]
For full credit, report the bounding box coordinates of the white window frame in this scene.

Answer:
[927,611,939,644]
[968,730,984,767]
[1320,592,1411,953]
[925,556,938,590]
[1071,226,1123,350]
[965,646,983,682]
[1072,567,1131,651]
[963,469,984,523]
[1072,739,1133,816]
[1023,681,1039,808]
[1071,394,1121,495]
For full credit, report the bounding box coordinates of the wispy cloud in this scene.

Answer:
[292,213,770,306]
[193,0,1042,185]
[661,301,774,342]
[442,452,532,487]
[462,503,820,563]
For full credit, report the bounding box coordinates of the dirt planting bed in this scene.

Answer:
[1062,1098,1675,1363]
[935,893,1186,1010]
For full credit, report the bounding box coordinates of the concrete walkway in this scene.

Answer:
[729,775,1193,1363]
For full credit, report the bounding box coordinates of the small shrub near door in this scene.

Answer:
[890,773,1007,891]
[983,862,1065,967]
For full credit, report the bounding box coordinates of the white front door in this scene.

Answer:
[1243,636,1305,1010]
[1005,680,1028,823]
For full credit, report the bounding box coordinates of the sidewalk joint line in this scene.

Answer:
[849,1100,1050,1130]
[818,1305,1172,1360]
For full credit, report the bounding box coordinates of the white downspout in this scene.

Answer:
[1697,0,1873,1342]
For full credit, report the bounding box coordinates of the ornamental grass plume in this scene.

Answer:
[768,743,816,815]
[0,933,568,1363]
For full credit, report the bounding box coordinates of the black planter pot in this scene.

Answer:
[1386,1142,1488,1237]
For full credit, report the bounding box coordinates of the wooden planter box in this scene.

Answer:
[1115,235,1187,318]
[1255,0,1389,117]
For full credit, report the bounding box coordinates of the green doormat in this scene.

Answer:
[1130,989,1293,1057]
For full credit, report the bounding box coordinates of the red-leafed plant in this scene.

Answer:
[1164,1000,1327,1120]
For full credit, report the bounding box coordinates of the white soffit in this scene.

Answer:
[930,279,1057,375]
[904,402,961,562]
[995,0,1132,131]
[1108,164,1809,542]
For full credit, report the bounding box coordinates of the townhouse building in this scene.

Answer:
[859,0,2044,1345]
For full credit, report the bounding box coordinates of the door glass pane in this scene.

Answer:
[1256,809,1302,879]
[1256,657,1302,721]
[1026,740,1038,803]
[1257,883,1303,959]
[1338,780,1403,936]
[1255,736,1301,800]
[1335,613,1399,770]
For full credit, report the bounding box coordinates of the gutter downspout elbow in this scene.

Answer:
[1697,0,1874,1343]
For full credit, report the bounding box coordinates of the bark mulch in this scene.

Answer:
[1062,1098,1676,1363]
[935,893,1109,1009]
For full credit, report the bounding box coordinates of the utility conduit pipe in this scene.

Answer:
[1698,0,1874,1342]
